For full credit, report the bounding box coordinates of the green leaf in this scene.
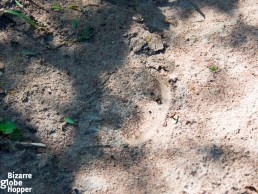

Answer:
[51,5,61,11]
[68,5,78,10]
[15,0,24,8]
[72,19,77,29]
[20,50,37,56]
[3,10,38,29]
[68,5,84,12]
[0,121,17,135]
[209,66,218,72]
[64,117,76,124]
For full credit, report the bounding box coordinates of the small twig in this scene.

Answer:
[14,141,46,148]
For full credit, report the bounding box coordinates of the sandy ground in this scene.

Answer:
[0,0,257,193]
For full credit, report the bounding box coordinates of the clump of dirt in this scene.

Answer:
[0,0,257,193]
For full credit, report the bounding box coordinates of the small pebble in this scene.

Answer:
[0,62,4,70]
[132,16,144,23]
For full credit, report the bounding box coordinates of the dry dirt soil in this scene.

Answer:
[0,0,257,193]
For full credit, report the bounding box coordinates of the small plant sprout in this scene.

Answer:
[64,117,76,125]
[0,120,16,134]
[77,28,93,42]
[68,5,79,10]
[15,0,24,8]
[67,5,84,12]
[0,118,23,140]
[4,10,48,31]
[51,5,61,11]
[68,28,93,44]
[209,66,218,72]
[3,10,38,29]
[72,19,77,29]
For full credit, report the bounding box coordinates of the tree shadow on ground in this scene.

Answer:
[0,0,256,193]
[0,1,169,193]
